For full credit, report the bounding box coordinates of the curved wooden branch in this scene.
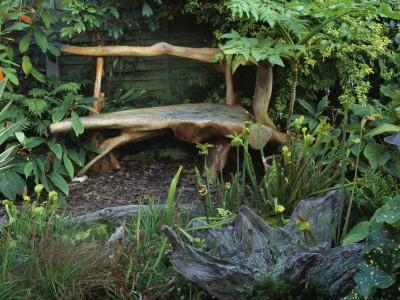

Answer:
[61,42,222,63]
[253,61,275,129]
[224,61,235,105]
[86,91,120,172]
[91,57,105,112]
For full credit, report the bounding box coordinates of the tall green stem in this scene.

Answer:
[336,102,348,245]
[286,61,299,144]
[341,122,363,241]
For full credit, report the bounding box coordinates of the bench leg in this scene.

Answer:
[204,138,231,178]
[77,130,168,176]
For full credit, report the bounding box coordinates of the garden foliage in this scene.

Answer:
[1,0,400,298]
[343,195,400,299]
[0,183,185,299]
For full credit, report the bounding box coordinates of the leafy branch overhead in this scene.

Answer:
[0,0,60,86]
[219,0,400,71]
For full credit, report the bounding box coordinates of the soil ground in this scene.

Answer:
[64,157,204,217]
[0,145,240,219]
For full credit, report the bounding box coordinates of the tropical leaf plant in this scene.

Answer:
[0,76,25,198]
[343,195,400,299]
[345,87,400,177]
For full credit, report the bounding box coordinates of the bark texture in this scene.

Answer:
[162,190,364,299]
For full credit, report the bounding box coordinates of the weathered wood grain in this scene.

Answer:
[50,103,275,176]
[162,190,364,299]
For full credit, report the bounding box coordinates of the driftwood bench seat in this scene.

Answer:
[50,43,285,176]
[51,103,272,176]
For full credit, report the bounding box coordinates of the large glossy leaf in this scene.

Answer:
[63,153,74,178]
[380,84,396,97]
[48,172,69,195]
[0,170,26,199]
[79,147,85,164]
[354,253,397,296]
[317,96,329,115]
[67,149,83,166]
[24,137,46,148]
[365,124,400,138]
[33,27,48,53]
[1,68,18,85]
[297,98,316,115]
[22,56,32,76]
[47,141,62,159]
[0,159,13,171]
[0,76,9,96]
[77,97,99,105]
[110,7,119,18]
[0,144,16,160]
[52,92,74,122]
[342,221,370,245]
[30,68,46,83]
[390,107,400,124]
[53,155,62,172]
[374,197,400,229]
[142,2,153,17]
[34,157,45,173]
[71,111,84,136]
[349,103,381,117]
[0,2,9,18]
[41,9,51,29]
[118,88,145,102]
[48,8,60,23]
[0,120,24,145]
[268,55,285,67]
[84,144,102,154]
[363,143,390,169]
[24,161,33,178]
[19,33,31,53]
[0,101,12,123]
[5,23,30,32]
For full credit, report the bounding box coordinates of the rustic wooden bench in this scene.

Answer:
[50,43,285,176]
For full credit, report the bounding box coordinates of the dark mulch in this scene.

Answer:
[0,153,229,220]
[63,157,204,217]
[0,140,266,220]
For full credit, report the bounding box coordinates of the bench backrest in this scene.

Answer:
[60,42,235,114]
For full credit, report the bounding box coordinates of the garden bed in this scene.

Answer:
[0,153,237,219]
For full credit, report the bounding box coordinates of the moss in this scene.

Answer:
[250,276,334,300]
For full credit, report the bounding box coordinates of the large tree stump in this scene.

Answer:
[162,190,364,299]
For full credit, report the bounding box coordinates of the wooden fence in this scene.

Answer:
[54,1,215,94]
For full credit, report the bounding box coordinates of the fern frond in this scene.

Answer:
[23,98,48,118]
[50,83,81,95]
[80,79,93,88]
[29,119,48,136]
[1,92,26,102]
[20,119,31,131]
[45,76,63,90]
[29,88,49,98]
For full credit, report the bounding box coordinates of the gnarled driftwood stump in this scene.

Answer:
[162,190,364,299]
